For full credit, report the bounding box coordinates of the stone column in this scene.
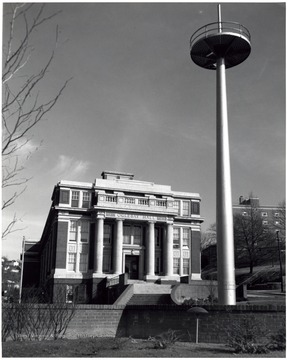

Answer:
[113,219,123,274]
[163,222,173,276]
[146,221,155,276]
[94,214,104,274]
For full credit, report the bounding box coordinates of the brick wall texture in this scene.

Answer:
[65,304,285,343]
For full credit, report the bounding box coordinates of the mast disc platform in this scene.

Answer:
[190,21,251,69]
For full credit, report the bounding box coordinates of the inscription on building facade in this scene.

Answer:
[105,212,168,222]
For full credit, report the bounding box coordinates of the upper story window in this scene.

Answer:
[261,212,268,217]
[182,201,190,216]
[69,220,77,241]
[82,192,91,208]
[72,191,80,207]
[262,220,268,225]
[155,228,162,247]
[104,224,112,244]
[173,227,180,248]
[123,225,142,245]
[182,228,190,247]
[274,212,279,217]
[191,201,200,215]
[59,189,91,208]
[80,221,89,242]
[173,200,180,215]
[242,211,248,216]
[133,226,141,245]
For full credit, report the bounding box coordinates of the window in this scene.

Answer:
[68,252,76,271]
[103,253,111,273]
[60,189,70,204]
[263,220,268,225]
[183,259,190,275]
[82,192,91,208]
[261,212,268,217]
[123,225,131,244]
[80,221,89,242]
[274,212,279,217]
[67,219,90,272]
[183,228,190,247]
[274,221,280,226]
[123,225,142,245]
[173,258,180,274]
[173,200,180,214]
[155,228,161,247]
[173,227,180,248]
[79,247,88,272]
[182,201,190,216]
[69,220,77,241]
[242,211,248,216]
[191,201,200,215]
[134,226,141,245]
[71,191,80,207]
[66,285,74,303]
[104,224,112,244]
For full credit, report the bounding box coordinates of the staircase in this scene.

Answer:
[113,283,174,306]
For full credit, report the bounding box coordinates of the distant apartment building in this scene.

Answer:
[22,171,204,303]
[201,195,285,270]
[233,195,284,232]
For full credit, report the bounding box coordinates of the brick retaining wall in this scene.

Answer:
[65,304,285,343]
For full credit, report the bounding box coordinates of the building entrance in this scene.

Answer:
[125,255,139,279]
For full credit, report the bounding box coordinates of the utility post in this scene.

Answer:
[276,230,284,293]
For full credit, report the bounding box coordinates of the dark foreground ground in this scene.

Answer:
[2,337,286,358]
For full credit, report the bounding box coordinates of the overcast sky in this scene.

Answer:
[2,1,286,260]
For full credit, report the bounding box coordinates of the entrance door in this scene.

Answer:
[125,255,139,279]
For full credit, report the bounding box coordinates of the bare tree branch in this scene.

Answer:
[2,3,71,239]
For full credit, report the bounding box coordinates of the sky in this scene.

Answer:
[2,1,286,260]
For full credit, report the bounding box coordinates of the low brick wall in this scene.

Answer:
[65,304,285,344]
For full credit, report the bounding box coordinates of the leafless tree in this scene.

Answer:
[2,3,71,239]
[201,222,217,250]
[233,204,274,274]
[274,201,285,238]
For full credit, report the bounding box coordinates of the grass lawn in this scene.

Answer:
[2,337,286,358]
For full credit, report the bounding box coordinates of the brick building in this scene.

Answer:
[233,195,284,232]
[22,171,204,303]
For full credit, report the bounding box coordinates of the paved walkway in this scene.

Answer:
[240,289,286,305]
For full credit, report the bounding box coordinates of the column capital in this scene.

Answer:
[166,220,174,225]
[147,220,156,224]
[96,213,105,220]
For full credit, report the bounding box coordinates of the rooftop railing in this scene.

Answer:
[190,21,251,49]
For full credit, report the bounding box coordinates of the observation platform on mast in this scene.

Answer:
[190,21,251,69]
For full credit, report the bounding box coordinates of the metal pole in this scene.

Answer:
[216,56,236,305]
[218,4,222,32]
[195,318,199,344]
[276,231,284,293]
[19,236,25,303]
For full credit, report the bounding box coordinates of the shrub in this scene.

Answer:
[183,296,218,307]
[152,329,183,349]
[267,328,286,351]
[225,315,270,354]
[2,286,77,341]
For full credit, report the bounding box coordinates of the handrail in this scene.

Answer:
[190,21,251,49]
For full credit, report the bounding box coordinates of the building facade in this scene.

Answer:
[233,195,284,232]
[22,171,204,303]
